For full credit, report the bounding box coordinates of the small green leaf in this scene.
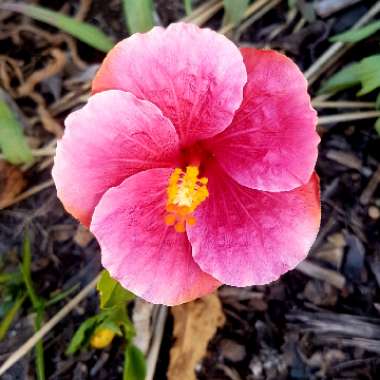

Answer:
[122,0,154,34]
[319,63,360,94]
[0,3,114,52]
[0,294,26,341]
[375,118,380,135]
[66,315,104,355]
[123,345,147,380]
[330,20,380,43]
[222,0,249,26]
[0,98,32,164]
[97,270,135,310]
[319,55,380,96]
[356,55,380,95]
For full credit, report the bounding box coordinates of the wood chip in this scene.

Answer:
[168,293,225,380]
[327,232,346,248]
[368,206,380,220]
[314,245,344,270]
[326,150,362,170]
[220,339,246,362]
[360,166,380,205]
[314,0,361,18]
[0,160,26,208]
[297,260,346,290]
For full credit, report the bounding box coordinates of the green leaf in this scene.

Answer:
[319,55,380,96]
[97,270,135,310]
[356,55,380,95]
[0,3,114,52]
[330,20,380,43]
[375,118,380,135]
[222,0,249,26]
[319,63,360,94]
[0,294,26,341]
[66,315,104,355]
[0,98,32,164]
[123,345,147,380]
[122,0,154,34]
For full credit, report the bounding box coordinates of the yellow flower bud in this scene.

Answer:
[90,327,115,349]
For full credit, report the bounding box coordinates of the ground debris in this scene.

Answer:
[0,160,25,208]
[167,293,225,380]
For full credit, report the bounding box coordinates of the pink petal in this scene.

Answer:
[90,168,220,305]
[52,90,179,226]
[187,164,321,286]
[207,48,319,192]
[92,22,247,146]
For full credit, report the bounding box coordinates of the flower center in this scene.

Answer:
[165,166,208,233]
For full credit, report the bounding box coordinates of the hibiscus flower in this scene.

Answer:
[53,23,321,305]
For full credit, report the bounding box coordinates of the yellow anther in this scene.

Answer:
[165,166,208,232]
[90,327,115,349]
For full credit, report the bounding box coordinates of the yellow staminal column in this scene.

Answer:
[165,166,209,233]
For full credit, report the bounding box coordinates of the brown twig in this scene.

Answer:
[0,179,54,209]
[318,111,380,125]
[312,100,376,109]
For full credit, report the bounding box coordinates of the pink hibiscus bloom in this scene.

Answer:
[53,23,321,305]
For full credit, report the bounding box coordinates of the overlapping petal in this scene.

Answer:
[52,90,180,226]
[207,48,319,192]
[187,164,321,286]
[90,168,221,305]
[92,22,247,146]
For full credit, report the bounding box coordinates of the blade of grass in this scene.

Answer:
[20,233,40,308]
[0,97,33,165]
[20,232,45,380]
[330,20,380,43]
[34,309,45,380]
[122,0,154,34]
[0,3,114,52]
[184,0,192,16]
[45,284,80,308]
[0,294,26,341]
[222,0,249,27]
